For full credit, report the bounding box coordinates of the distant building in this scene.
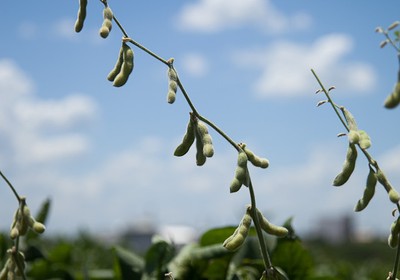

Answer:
[311,214,355,243]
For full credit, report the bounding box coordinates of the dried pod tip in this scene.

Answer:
[316,100,328,107]
[315,89,322,94]
[328,86,336,91]
[337,132,347,138]
[167,58,175,65]
[375,26,384,33]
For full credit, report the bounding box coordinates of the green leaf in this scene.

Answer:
[199,226,238,246]
[113,245,144,280]
[199,226,257,247]
[143,235,175,277]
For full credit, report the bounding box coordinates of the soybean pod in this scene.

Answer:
[113,43,134,87]
[255,207,288,237]
[332,143,357,186]
[107,44,124,82]
[167,67,178,104]
[354,166,377,212]
[196,121,214,158]
[223,207,252,251]
[74,0,88,33]
[174,116,195,157]
[384,73,400,109]
[376,168,400,203]
[229,150,248,193]
[239,143,269,169]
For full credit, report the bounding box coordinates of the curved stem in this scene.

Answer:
[0,170,20,202]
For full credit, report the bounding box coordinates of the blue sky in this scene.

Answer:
[1,0,400,238]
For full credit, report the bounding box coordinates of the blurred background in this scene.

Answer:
[0,0,399,245]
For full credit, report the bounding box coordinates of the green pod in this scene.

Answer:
[229,178,242,193]
[256,208,288,237]
[107,45,124,81]
[99,8,113,38]
[174,118,195,157]
[168,67,178,82]
[195,128,206,166]
[103,7,113,20]
[347,130,360,145]
[333,143,357,186]
[196,122,214,158]
[391,219,400,236]
[376,169,400,203]
[32,221,46,234]
[388,233,399,248]
[358,130,371,150]
[340,107,358,131]
[384,82,400,109]
[234,166,247,183]
[389,219,400,248]
[113,44,134,87]
[166,68,178,103]
[74,0,88,33]
[237,150,248,168]
[240,143,269,169]
[223,209,252,251]
[202,135,214,157]
[354,166,377,212]
[99,24,110,38]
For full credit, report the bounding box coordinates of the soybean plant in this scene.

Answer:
[312,69,400,280]
[0,171,46,280]
[73,0,289,278]
[376,20,400,109]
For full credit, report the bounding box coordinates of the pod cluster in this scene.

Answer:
[341,106,371,150]
[173,114,214,166]
[167,66,178,104]
[223,206,288,251]
[99,7,113,39]
[0,247,25,280]
[107,42,134,87]
[74,0,87,33]
[9,199,46,240]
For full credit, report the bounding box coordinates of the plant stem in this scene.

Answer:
[393,230,400,279]
[247,174,273,270]
[0,170,20,201]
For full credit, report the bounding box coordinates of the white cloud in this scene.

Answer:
[180,53,209,77]
[233,33,377,98]
[176,0,312,33]
[17,21,39,40]
[0,59,97,165]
